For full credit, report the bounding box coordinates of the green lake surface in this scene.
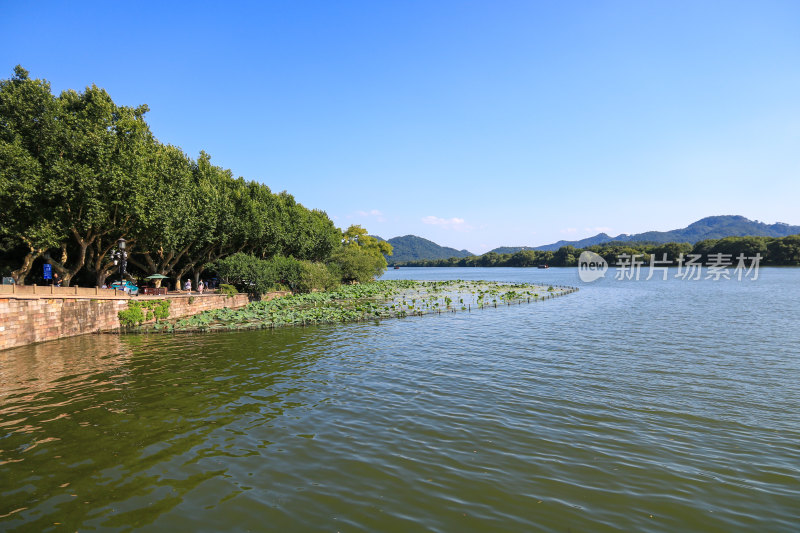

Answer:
[1,267,799,531]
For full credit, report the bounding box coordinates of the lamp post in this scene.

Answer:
[112,238,128,288]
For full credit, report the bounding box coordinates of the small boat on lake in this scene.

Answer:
[537,264,549,269]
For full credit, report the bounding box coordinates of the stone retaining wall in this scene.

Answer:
[159,293,252,320]
[0,292,277,351]
[0,298,129,351]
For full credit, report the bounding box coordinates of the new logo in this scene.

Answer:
[578,251,607,282]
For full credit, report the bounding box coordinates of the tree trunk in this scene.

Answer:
[129,243,191,280]
[175,242,216,293]
[45,230,95,286]
[89,237,132,287]
[11,248,42,285]
[176,263,195,291]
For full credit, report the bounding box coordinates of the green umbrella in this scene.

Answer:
[145,274,170,289]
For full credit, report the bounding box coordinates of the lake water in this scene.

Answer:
[1,267,799,531]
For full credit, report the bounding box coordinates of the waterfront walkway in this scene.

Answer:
[0,284,220,301]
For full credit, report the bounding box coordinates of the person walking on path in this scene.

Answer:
[184,279,192,292]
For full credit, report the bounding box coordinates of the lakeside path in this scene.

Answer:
[132,280,578,334]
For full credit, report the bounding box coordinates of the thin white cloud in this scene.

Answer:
[422,215,470,231]
[560,228,578,234]
[352,209,385,222]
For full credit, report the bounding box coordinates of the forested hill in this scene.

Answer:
[490,233,615,253]
[489,246,537,255]
[375,235,473,264]
[493,216,800,253]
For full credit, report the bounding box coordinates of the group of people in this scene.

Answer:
[182,279,211,293]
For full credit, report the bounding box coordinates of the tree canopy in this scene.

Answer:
[329,225,393,283]
[0,66,384,288]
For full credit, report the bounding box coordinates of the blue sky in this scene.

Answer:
[3,1,799,253]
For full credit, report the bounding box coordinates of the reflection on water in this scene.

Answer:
[1,328,324,529]
[1,268,800,531]
[1,336,133,427]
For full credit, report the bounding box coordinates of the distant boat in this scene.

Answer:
[537,264,549,269]
[394,266,400,269]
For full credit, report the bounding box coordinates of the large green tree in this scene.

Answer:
[328,225,393,283]
[0,67,62,283]
[64,88,153,285]
[126,143,197,282]
[0,66,346,286]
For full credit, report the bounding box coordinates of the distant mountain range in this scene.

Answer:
[490,216,800,253]
[374,235,473,264]
[379,216,800,264]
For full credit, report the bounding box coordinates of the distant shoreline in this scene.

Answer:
[389,234,800,268]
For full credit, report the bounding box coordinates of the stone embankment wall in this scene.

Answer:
[164,293,252,320]
[0,298,130,351]
[0,292,273,351]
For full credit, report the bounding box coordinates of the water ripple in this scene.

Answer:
[1,268,800,531]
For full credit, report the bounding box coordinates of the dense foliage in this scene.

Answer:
[0,66,389,287]
[213,252,339,295]
[398,235,800,267]
[118,300,171,328]
[331,225,393,283]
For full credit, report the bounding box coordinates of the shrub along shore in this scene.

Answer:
[124,280,577,334]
